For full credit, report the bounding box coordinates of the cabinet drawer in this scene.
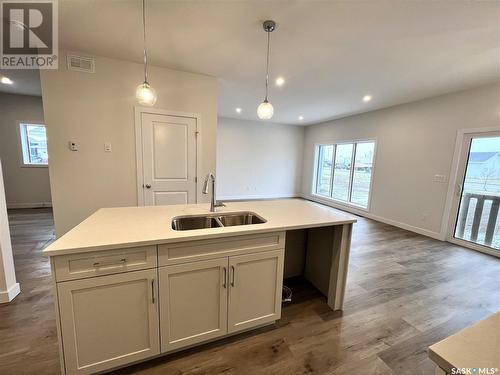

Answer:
[53,246,157,282]
[159,232,285,266]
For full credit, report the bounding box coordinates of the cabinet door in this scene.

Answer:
[57,269,159,375]
[228,249,284,334]
[160,257,228,352]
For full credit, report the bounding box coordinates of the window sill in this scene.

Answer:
[310,193,370,212]
[20,164,49,169]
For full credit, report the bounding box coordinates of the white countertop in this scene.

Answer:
[44,199,357,256]
[428,312,500,373]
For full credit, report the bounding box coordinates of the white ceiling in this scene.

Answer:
[0,69,41,96]
[3,1,500,125]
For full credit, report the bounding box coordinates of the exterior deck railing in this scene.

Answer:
[456,192,500,247]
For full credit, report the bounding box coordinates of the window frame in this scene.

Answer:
[17,122,49,168]
[312,139,377,211]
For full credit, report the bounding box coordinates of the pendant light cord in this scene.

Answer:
[142,0,148,84]
[265,30,270,102]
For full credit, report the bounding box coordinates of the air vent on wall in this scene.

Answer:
[66,54,95,73]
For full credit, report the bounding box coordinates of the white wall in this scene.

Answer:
[302,82,500,239]
[0,161,20,303]
[0,93,51,208]
[41,51,218,235]
[217,117,304,200]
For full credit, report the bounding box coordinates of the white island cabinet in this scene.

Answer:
[158,232,285,352]
[44,199,356,374]
[57,269,160,374]
[159,257,229,351]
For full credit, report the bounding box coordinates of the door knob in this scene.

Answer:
[145,184,151,189]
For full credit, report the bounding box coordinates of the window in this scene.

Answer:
[315,145,334,195]
[19,123,48,166]
[314,141,375,208]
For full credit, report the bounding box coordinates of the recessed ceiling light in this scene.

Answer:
[235,107,242,114]
[363,95,372,102]
[298,116,304,121]
[1,76,13,85]
[275,77,285,86]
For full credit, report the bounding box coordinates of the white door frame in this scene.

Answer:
[134,107,202,206]
[441,125,500,258]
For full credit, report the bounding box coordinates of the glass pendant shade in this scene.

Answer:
[136,82,157,106]
[257,21,276,121]
[136,0,157,106]
[257,100,274,120]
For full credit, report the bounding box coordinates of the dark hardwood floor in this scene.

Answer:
[0,208,498,374]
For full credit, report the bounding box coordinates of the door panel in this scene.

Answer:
[57,269,159,375]
[153,191,188,205]
[141,113,197,206]
[159,258,228,352]
[153,121,188,179]
[228,249,284,334]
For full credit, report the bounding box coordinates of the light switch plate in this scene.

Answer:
[433,174,447,183]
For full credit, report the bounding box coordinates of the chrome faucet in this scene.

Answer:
[202,173,225,212]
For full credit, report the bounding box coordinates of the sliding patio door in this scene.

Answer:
[451,132,500,255]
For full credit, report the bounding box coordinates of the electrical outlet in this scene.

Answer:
[69,141,78,151]
[104,142,112,152]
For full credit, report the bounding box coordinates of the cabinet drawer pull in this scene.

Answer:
[230,265,235,287]
[222,267,227,288]
[93,258,127,268]
[151,279,155,304]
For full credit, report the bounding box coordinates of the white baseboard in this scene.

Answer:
[219,193,300,201]
[301,194,444,241]
[7,202,52,209]
[0,282,20,303]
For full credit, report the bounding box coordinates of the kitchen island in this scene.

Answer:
[44,198,356,375]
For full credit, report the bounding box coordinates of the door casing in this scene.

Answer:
[134,107,202,206]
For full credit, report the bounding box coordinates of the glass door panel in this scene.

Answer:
[331,143,354,201]
[315,145,335,196]
[351,142,375,207]
[454,136,500,250]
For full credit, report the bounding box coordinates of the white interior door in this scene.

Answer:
[139,112,197,206]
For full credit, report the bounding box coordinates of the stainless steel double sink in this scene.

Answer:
[172,211,266,231]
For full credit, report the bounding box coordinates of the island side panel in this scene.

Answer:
[330,223,353,310]
[304,224,353,311]
[283,229,307,278]
[304,226,334,297]
[50,257,67,375]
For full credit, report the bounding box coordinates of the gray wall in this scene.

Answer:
[0,93,51,208]
[302,82,500,239]
[217,117,304,200]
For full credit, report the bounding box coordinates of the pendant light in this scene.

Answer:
[257,20,276,120]
[136,0,157,106]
